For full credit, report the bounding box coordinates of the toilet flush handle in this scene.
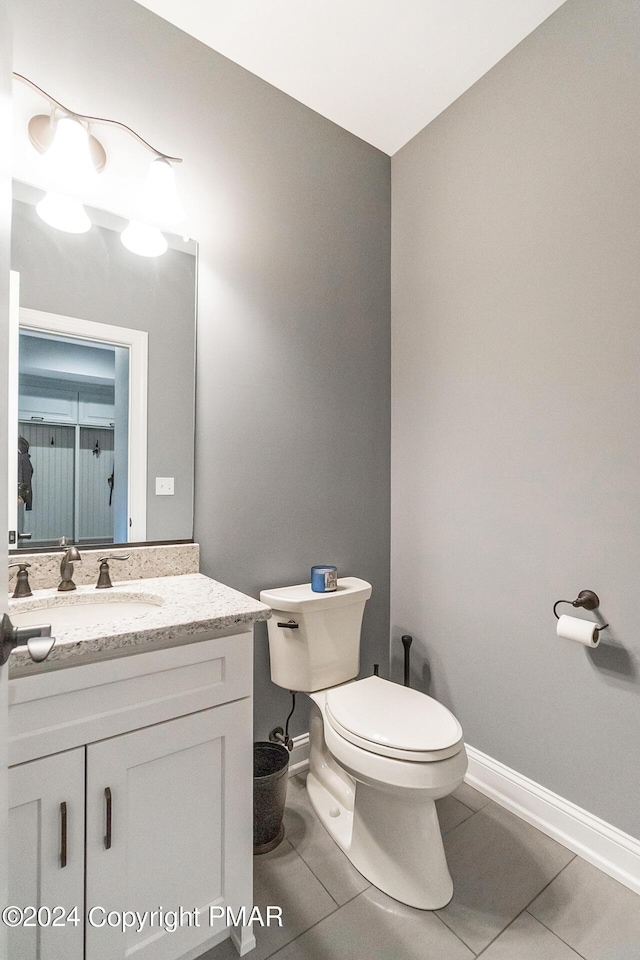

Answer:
[277,620,299,629]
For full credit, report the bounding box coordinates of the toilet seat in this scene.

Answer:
[325,676,464,762]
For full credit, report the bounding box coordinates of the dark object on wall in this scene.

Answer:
[17,436,33,510]
[253,742,289,855]
[402,634,413,687]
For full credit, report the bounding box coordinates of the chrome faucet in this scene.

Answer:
[58,537,82,592]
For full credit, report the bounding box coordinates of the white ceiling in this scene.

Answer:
[134,0,566,155]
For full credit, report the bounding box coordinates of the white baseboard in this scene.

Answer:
[230,925,257,957]
[288,733,310,777]
[465,744,640,896]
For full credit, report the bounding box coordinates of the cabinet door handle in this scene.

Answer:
[104,787,112,850]
[60,802,67,868]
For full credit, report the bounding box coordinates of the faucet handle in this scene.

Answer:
[0,614,56,665]
[96,555,130,590]
[26,634,56,663]
[9,562,33,599]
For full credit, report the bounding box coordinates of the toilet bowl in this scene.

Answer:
[306,677,467,909]
[260,578,467,909]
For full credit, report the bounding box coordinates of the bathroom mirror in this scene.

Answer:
[8,181,197,550]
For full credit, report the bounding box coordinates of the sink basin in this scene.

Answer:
[11,599,162,633]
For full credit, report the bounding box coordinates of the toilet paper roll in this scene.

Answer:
[556,614,600,648]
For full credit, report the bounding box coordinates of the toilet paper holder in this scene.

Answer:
[553,590,609,630]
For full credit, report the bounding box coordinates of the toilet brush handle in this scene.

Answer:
[401,635,413,687]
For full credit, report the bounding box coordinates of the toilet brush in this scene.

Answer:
[401,635,413,687]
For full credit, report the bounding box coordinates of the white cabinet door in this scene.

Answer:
[18,382,78,424]
[8,749,85,960]
[78,388,115,427]
[85,699,253,960]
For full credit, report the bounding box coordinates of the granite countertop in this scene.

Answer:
[8,573,271,675]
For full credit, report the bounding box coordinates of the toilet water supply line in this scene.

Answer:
[269,692,296,752]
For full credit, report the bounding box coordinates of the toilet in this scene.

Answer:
[260,577,467,909]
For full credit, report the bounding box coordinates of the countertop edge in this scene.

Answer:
[8,573,272,676]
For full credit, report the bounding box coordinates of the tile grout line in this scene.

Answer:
[522,909,589,960]
[429,910,480,957]
[434,901,479,950]
[283,790,372,907]
[261,906,342,960]
[441,803,476,836]
[279,835,342,910]
[257,828,342,959]
[439,802,484,841]
[525,873,593,960]
[361,796,476,956]
[472,855,581,960]
[261,893,356,960]
[289,836,373,909]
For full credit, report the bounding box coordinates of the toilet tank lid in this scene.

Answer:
[260,577,372,613]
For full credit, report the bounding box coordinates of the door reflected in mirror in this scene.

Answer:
[9,181,197,551]
[17,327,131,548]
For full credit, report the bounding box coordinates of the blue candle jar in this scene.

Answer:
[311,565,338,593]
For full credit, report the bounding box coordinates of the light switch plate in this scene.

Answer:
[156,477,175,496]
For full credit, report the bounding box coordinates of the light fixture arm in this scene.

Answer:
[13,72,183,163]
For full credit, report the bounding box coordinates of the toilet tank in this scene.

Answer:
[260,578,372,692]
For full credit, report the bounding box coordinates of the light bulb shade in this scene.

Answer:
[121,220,168,257]
[36,192,91,233]
[139,158,185,226]
[42,116,98,193]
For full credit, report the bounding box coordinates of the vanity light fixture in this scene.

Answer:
[14,73,185,254]
[140,157,186,226]
[34,114,99,189]
[33,115,98,233]
[120,157,183,256]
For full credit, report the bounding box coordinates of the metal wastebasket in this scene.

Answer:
[253,741,289,854]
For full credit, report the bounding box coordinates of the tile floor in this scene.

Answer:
[204,773,640,960]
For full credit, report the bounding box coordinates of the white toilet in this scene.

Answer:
[260,577,468,909]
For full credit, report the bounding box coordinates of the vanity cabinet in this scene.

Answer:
[86,702,249,960]
[7,631,255,960]
[8,749,85,960]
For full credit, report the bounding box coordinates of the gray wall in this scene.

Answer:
[392,0,640,838]
[12,0,391,738]
[11,198,196,542]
